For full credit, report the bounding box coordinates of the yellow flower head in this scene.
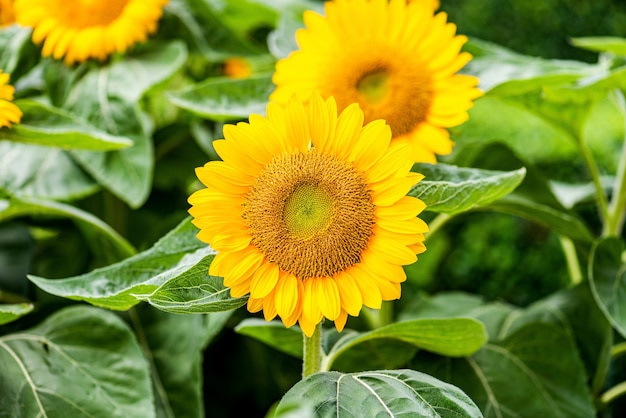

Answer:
[14,0,169,65]
[0,0,16,27]
[188,93,428,336]
[0,70,22,128]
[271,0,482,164]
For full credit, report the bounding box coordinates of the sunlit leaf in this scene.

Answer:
[0,306,155,418]
[410,163,525,214]
[325,318,487,372]
[0,100,133,150]
[571,36,626,56]
[0,196,135,264]
[589,237,626,339]
[0,303,33,325]
[27,218,244,313]
[167,74,274,121]
[276,369,483,418]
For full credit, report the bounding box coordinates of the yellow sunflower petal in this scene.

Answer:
[249,262,280,299]
[274,273,299,321]
[312,277,341,321]
[334,309,349,333]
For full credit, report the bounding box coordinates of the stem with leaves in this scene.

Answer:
[302,322,323,378]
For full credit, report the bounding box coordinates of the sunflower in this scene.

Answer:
[14,0,169,65]
[0,70,22,129]
[188,93,428,336]
[271,0,482,164]
[0,0,16,27]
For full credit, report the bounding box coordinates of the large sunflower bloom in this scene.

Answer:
[271,0,482,164]
[188,93,428,337]
[0,70,22,128]
[0,0,16,27]
[14,0,169,65]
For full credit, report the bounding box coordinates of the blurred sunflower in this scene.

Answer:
[223,57,253,79]
[188,93,428,337]
[0,70,22,128]
[0,0,15,26]
[14,0,169,65]
[271,0,482,163]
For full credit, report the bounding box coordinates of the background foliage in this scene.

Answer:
[2,0,626,417]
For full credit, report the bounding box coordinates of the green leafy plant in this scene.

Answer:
[2,1,626,417]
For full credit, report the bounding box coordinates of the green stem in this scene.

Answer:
[425,213,452,240]
[302,322,323,378]
[600,381,626,408]
[611,341,626,359]
[579,134,611,232]
[559,236,582,286]
[604,89,626,237]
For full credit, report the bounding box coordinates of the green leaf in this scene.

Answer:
[167,74,274,122]
[61,42,187,208]
[235,318,303,358]
[0,141,99,201]
[503,284,612,395]
[325,318,487,371]
[589,237,626,339]
[410,163,525,214]
[0,26,39,80]
[413,322,595,418]
[0,305,154,418]
[0,196,135,264]
[27,217,244,313]
[0,303,33,325]
[464,38,598,93]
[275,369,483,418]
[0,100,133,150]
[571,36,626,56]
[132,306,232,418]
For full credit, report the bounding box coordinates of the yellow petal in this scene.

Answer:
[334,310,348,333]
[249,262,280,299]
[274,273,300,321]
[313,277,341,321]
[334,272,363,316]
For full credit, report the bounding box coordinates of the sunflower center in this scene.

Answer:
[338,60,433,137]
[357,70,390,104]
[57,0,129,27]
[283,183,334,239]
[242,151,375,279]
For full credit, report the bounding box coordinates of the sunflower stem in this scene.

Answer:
[604,89,626,237]
[302,322,323,379]
[425,213,452,240]
[559,236,582,286]
[578,128,611,234]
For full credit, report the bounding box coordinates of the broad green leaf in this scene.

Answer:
[452,96,578,165]
[0,141,98,201]
[0,306,154,418]
[235,318,303,358]
[413,322,595,418]
[464,38,598,93]
[410,163,525,214]
[589,237,626,339]
[502,284,612,395]
[27,217,244,313]
[325,318,487,372]
[165,0,261,59]
[398,292,515,343]
[0,26,39,80]
[275,370,483,418]
[133,306,232,418]
[269,400,315,418]
[0,100,133,150]
[167,74,274,121]
[0,196,135,264]
[61,42,187,208]
[571,36,626,56]
[134,258,247,314]
[0,303,33,325]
